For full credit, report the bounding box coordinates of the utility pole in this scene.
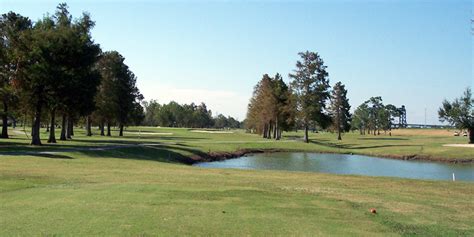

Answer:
[424,108,427,128]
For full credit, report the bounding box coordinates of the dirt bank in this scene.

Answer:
[185,149,474,165]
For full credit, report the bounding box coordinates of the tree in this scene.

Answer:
[439,88,474,144]
[365,96,384,135]
[40,4,101,143]
[94,53,119,136]
[116,70,143,136]
[246,74,272,135]
[329,82,351,140]
[383,104,398,135]
[271,73,293,140]
[0,12,32,139]
[246,73,295,139]
[15,14,59,145]
[193,102,213,128]
[142,100,161,126]
[95,51,142,136]
[289,51,331,143]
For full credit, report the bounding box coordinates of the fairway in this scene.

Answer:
[1,127,473,236]
[2,127,472,163]
[1,1,472,236]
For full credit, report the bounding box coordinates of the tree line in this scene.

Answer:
[246,51,351,142]
[245,51,408,142]
[351,97,407,136]
[0,4,143,145]
[142,100,242,129]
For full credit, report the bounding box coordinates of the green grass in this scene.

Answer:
[3,126,473,162]
[1,126,473,236]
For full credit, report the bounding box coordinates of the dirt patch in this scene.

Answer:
[125,132,173,135]
[190,130,234,134]
[443,144,474,148]
[186,149,273,164]
[390,129,456,137]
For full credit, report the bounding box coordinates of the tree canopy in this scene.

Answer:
[0,4,143,145]
[439,88,473,143]
[289,51,331,143]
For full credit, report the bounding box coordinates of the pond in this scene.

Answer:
[194,152,474,181]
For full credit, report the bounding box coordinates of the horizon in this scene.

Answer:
[3,0,472,124]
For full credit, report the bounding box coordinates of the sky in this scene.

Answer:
[2,0,472,124]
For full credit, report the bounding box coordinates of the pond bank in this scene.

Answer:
[194,152,474,181]
[185,148,474,165]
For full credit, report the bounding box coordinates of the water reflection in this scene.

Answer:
[194,153,474,181]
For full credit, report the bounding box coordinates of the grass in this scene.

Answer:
[1,126,473,236]
[3,126,473,162]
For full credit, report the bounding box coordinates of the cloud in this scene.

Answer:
[140,83,250,120]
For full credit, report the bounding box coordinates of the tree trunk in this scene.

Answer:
[30,100,42,146]
[60,114,67,141]
[304,125,309,143]
[106,122,111,136]
[262,124,267,138]
[337,110,341,140]
[47,108,56,143]
[66,117,73,139]
[268,123,272,139]
[86,116,92,136]
[31,118,34,136]
[119,123,124,136]
[468,128,473,144]
[100,121,105,136]
[273,119,278,140]
[1,98,8,139]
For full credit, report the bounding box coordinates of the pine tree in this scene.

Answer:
[329,82,351,140]
[289,51,331,143]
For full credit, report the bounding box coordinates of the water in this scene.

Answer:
[194,152,474,181]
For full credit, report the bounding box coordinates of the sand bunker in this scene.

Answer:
[190,130,234,134]
[125,132,173,135]
[443,144,474,148]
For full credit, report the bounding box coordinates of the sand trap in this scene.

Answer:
[443,144,474,148]
[190,130,234,134]
[125,132,173,135]
[11,129,28,135]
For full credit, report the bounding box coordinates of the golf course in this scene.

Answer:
[1,127,473,236]
[1,1,473,236]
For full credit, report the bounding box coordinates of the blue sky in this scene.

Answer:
[2,0,472,124]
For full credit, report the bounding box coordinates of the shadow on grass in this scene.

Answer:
[358,137,408,141]
[310,140,418,150]
[73,135,207,143]
[0,149,74,159]
[0,136,206,164]
[79,143,206,164]
[310,140,354,149]
[29,153,73,159]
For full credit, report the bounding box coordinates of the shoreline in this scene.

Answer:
[184,148,474,165]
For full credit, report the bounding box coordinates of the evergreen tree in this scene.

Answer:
[289,51,331,143]
[0,12,32,139]
[329,82,351,140]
